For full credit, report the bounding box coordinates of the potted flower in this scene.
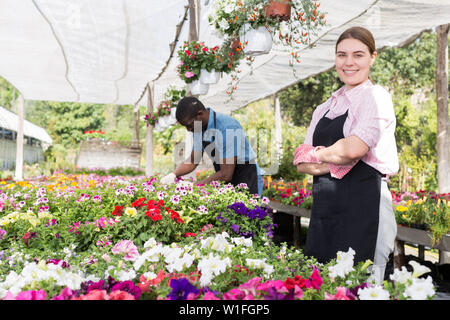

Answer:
[144,101,174,131]
[208,0,327,64]
[208,0,273,56]
[177,41,221,95]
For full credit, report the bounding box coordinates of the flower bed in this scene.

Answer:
[0,173,437,300]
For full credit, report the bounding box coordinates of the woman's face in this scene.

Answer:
[335,38,377,90]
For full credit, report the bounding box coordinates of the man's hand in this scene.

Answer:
[160,172,176,185]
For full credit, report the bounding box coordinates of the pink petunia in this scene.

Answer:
[184,71,195,78]
[111,240,140,261]
[15,290,47,300]
[72,289,109,300]
[324,287,352,300]
[202,292,220,300]
[109,290,135,300]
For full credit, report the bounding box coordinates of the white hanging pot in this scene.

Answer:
[167,107,177,125]
[170,107,177,118]
[240,24,273,56]
[157,116,170,128]
[189,80,209,95]
[199,69,220,84]
[154,122,163,132]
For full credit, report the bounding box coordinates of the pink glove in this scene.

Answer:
[293,144,322,166]
[329,159,359,179]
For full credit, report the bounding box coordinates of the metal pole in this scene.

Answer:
[14,94,24,181]
[145,84,154,177]
[436,24,449,194]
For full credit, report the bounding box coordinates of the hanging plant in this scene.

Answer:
[208,0,327,95]
[176,41,221,84]
[144,101,173,127]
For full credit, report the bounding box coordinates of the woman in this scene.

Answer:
[294,26,399,285]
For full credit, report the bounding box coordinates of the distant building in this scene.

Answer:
[0,106,52,170]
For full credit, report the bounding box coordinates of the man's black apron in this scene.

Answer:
[202,110,259,195]
[305,109,382,264]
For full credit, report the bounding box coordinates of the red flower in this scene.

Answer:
[212,46,219,52]
[145,207,162,221]
[283,275,306,290]
[131,198,147,208]
[166,208,184,224]
[185,50,191,56]
[202,47,208,52]
[112,206,124,216]
[184,233,196,237]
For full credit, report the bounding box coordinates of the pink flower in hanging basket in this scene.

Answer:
[185,71,195,78]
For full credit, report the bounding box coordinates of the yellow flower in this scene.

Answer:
[396,205,408,212]
[125,207,137,217]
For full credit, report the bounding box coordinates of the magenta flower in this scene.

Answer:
[185,71,195,78]
[304,269,323,291]
[202,292,220,300]
[325,287,353,300]
[15,290,47,300]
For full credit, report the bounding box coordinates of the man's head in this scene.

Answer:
[176,96,209,132]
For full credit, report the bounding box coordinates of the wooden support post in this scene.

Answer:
[131,104,140,150]
[293,216,301,249]
[436,23,450,194]
[418,245,425,261]
[14,94,24,181]
[145,84,154,177]
[394,240,406,269]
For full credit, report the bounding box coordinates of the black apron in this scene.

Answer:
[305,109,382,264]
[202,110,259,194]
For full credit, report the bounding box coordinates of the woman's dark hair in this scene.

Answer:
[336,26,377,83]
[335,26,376,55]
[175,96,206,122]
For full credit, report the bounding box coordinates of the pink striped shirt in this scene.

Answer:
[304,79,399,175]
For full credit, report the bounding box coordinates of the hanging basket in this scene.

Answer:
[265,0,291,21]
[189,80,209,95]
[157,116,170,129]
[240,24,273,56]
[200,69,220,84]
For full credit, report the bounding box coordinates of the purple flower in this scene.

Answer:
[231,224,241,234]
[227,202,248,215]
[167,278,199,300]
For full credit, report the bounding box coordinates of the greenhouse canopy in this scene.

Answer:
[0,0,449,114]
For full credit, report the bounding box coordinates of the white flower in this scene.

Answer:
[403,276,435,300]
[223,4,235,14]
[358,285,390,300]
[390,266,412,284]
[144,237,158,248]
[197,253,231,286]
[409,260,431,278]
[328,247,355,278]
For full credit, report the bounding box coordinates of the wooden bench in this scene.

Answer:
[267,201,450,267]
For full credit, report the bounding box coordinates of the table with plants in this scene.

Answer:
[263,176,450,265]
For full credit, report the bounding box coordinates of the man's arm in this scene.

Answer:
[174,150,201,177]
